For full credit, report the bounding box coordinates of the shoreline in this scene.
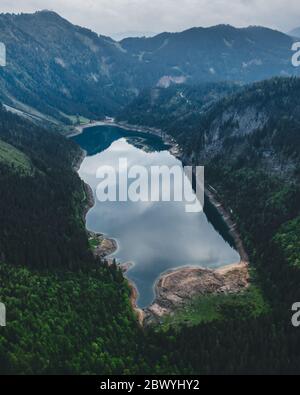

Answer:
[205,186,249,263]
[144,261,249,325]
[66,121,108,138]
[71,119,250,326]
[73,141,144,323]
[74,146,119,259]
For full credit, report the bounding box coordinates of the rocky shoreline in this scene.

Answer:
[67,120,107,138]
[73,146,120,261]
[88,231,118,259]
[143,262,249,325]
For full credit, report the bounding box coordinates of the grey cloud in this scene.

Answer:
[0,0,300,37]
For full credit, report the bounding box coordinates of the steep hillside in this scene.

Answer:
[0,104,91,268]
[172,77,300,176]
[0,11,135,121]
[0,139,33,175]
[117,82,242,129]
[120,77,300,178]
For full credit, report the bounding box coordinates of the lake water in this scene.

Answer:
[73,125,240,308]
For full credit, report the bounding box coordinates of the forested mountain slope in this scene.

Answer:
[178,77,300,166]
[121,77,300,177]
[0,11,135,122]
[117,82,242,130]
[0,104,90,268]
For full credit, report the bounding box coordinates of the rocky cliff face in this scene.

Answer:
[187,78,300,178]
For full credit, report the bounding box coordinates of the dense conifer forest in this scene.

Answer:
[0,106,91,268]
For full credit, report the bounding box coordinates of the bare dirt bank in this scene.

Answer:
[67,121,107,138]
[144,261,249,325]
[88,231,118,259]
[128,281,145,327]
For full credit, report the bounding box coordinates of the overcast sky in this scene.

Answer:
[0,0,300,38]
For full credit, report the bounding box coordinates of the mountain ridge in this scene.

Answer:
[0,11,299,123]
[0,10,135,122]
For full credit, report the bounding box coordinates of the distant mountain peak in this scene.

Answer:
[16,9,70,25]
[112,31,158,41]
[207,24,236,30]
[21,10,61,18]
[36,9,58,15]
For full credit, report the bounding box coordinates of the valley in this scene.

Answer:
[0,8,299,375]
